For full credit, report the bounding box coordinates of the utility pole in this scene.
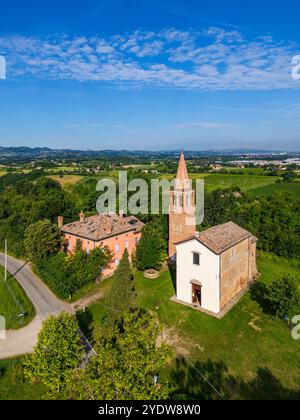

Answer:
[4,239,7,283]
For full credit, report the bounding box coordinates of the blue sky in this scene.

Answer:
[0,0,300,151]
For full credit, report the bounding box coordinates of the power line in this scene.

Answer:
[185,357,226,400]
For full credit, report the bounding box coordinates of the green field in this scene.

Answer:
[89,253,300,399]
[47,174,84,187]
[201,173,280,192]
[0,267,35,330]
[249,182,300,199]
[46,166,78,173]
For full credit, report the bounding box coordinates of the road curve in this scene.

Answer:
[0,252,72,359]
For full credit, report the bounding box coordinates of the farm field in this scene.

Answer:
[201,173,280,192]
[248,182,300,199]
[47,174,84,187]
[89,252,300,399]
[161,173,280,192]
[46,166,78,173]
[0,267,35,330]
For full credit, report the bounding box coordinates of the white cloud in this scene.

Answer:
[0,27,299,90]
[174,122,236,129]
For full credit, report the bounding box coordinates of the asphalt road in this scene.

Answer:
[0,252,72,359]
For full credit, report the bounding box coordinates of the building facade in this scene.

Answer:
[175,222,258,316]
[59,212,143,277]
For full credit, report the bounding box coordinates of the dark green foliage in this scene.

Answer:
[35,247,111,299]
[0,177,70,257]
[203,189,300,259]
[202,187,242,228]
[104,250,136,332]
[235,193,300,259]
[24,312,84,397]
[263,277,300,320]
[135,219,165,270]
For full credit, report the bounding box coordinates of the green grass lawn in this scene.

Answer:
[90,253,300,399]
[0,267,35,329]
[248,182,300,200]
[0,358,45,400]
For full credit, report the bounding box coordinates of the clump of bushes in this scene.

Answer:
[35,247,111,299]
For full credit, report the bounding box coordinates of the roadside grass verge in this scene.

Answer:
[0,267,35,330]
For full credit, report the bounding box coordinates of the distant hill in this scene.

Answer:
[0,145,298,162]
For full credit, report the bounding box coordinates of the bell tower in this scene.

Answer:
[168,149,196,257]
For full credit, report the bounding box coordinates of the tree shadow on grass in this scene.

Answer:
[239,367,300,400]
[170,357,234,400]
[170,357,300,400]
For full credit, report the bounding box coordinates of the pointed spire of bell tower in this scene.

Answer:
[168,148,196,257]
[176,149,188,182]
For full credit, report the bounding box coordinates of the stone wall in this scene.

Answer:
[220,238,252,310]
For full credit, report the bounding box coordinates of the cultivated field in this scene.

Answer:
[249,183,300,199]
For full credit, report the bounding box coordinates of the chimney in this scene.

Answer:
[79,211,85,223]
[57,216,64,229]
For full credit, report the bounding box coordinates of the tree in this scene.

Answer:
[34,246,112,299]
[104,249,136,332]
[135,220,165,270]
[263,277,300,321]
[63,310,172,400]
[24,219,61,260]
[24,312,84,397]
[203,187,241,227]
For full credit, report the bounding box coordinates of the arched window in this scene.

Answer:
[178,194,183,207]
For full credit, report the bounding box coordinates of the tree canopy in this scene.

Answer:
[24,312,84,397]
[63,310,172,400]
[135,219,165,270]
[24,219,62,260]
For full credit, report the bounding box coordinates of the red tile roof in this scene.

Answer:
[61,213,143,241]
[175,221,257,254]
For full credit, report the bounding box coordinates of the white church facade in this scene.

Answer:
[175,222,258,316]
[169,151,258,317]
